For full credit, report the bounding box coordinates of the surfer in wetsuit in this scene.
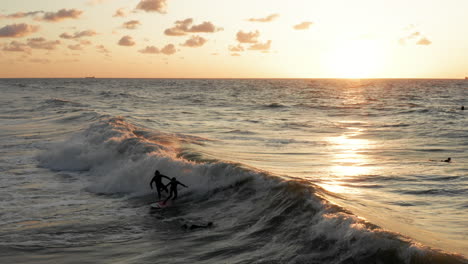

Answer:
[150,170,171,200]
[163,177,188,204]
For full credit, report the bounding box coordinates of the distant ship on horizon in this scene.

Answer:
[85,76,96,79]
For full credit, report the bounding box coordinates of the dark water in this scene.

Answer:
[0,79,466,263]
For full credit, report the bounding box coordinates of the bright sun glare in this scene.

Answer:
[326,39,384,79]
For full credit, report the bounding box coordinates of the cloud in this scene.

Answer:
[123,20,141,30]
[399,27,432,46]
[293,21,313,30]
[231,53,241,57]
[248,40,272,51]
[0,23,39,38]
[29,58,50,64]
[68,44,83,50]
[0,11,43,19]
[164,18,222,36]
[136,0,167,13]
[161,44,176,55]
[417,37,431,45]
[0,9,83,22]
[2,41,31,53]
[181,35,207,47]
[41,9,83,22]
[247,14,279,23]
[87,0,114,6]
[113,8,127,17]
[60,30,97,39]
[96,44,110,54]
[139,46,159,54]
[27,37,61,50]
[236,30,260,43]
[139,44,176,55]
[229,44,244,52]
[80,40,92,45]
[118,35,135,46]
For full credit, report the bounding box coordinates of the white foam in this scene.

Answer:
[38,117,257,196]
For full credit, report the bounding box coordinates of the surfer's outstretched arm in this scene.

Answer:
[177,181,188,188]
[161,174,171,180]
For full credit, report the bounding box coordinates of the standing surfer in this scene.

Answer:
[150,170,171,200]
[163,177,188,204]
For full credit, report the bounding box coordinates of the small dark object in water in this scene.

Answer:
[462,106,465,110]
[182,222,213,230]
[443,157,451,163]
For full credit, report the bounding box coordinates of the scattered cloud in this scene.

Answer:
[29,58,50,64]
[80,40,92,45]
[0,11,43,19]
[27,37,61,50]
[229,44,244,52]
[293,21,313,30]
[181,35,207,47]
[0,23,39,38]
[123,20,141,30]
[164,18,222,36]
[87,0,114,6]
[2,41,31,53]
[231,53,241,57]
[236,30,260,43]
[399,27,432,46]
[136,0,167,13]
[113,8,127,17]
[0,9,82,22]
[41,9,83,22]
[60,30,97,39]
[118,35,135,46]
[161,44,176,55]
[139,44,176,55]
[68,44,83,50]
[139,46,159,54]
[96,44,110,54]
[248,40,271,51]
[247,14,279,23]
[417,37,431,45]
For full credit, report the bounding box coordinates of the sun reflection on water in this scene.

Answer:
[323,123,376,194]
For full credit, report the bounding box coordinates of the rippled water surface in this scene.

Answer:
[0,79,466,263]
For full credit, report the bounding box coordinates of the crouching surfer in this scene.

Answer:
[163,177,188,204]
[150,170,171,200]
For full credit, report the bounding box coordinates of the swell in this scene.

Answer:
[37,116,467,263]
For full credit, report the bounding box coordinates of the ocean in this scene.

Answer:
[0,78,466,264]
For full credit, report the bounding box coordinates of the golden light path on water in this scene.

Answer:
[321,123,376,195]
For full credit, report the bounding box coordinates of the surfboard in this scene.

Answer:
[150,201,168,209]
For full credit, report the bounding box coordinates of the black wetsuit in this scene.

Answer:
[164,179,188,203]
[149,172,170,200]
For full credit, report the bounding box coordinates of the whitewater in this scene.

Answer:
[0,78,466,264]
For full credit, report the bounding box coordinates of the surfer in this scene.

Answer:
[150,170,171,200]
[443,157,451,163]
[163,177,188,204]
[182,222,213,230]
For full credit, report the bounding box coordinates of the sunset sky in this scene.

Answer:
[1,0,467,78]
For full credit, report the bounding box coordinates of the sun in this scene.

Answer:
[325,38,384,79]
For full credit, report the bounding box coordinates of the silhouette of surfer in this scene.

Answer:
[182,222,213,230]
[163,177,188,204]
[429,157,452,163]
[150,170,170,200]
[462,106,465,110]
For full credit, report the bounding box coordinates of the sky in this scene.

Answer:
[0,0,467,78]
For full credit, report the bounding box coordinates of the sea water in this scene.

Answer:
[0,78,466,263]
